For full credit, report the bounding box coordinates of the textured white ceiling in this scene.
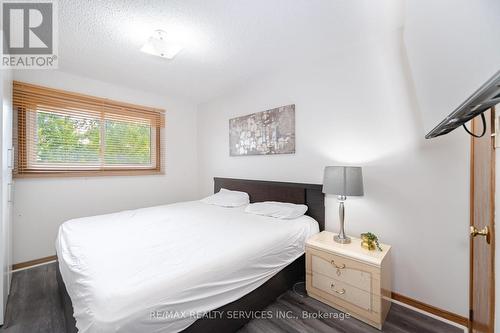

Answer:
[58,0,403,103]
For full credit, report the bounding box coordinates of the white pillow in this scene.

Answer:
[245,201,308,219]
[200,188,250,207]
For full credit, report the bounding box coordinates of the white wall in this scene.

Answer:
[197,32,470,316]
[404,0,500,132]
[12,70,199,264]
[403,0,500,321]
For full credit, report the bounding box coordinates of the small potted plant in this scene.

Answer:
[360,232,382,251]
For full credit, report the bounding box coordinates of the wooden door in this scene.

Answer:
[470,108,495,333]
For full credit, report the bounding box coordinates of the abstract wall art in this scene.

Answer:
[229,104,295,156]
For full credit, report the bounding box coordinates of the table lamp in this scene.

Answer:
[322,166,364,244]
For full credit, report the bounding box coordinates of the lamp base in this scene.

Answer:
[334,234,351,244]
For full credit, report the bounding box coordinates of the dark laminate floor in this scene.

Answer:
[1,263,65,333]
[239,290,464,333]
[0,263,464,333]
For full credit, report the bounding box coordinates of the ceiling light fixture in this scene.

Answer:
[140,30,183,60]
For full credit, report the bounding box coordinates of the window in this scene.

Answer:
[13,81,165,177]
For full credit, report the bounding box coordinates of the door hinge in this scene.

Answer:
[469,309,473,321]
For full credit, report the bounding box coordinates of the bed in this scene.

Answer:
[56,177,325,333]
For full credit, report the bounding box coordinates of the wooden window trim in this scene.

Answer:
[13,81,165,178]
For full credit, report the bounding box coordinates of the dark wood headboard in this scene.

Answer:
[214,177,325,231]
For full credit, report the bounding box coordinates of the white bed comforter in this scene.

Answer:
[55,201,319,333]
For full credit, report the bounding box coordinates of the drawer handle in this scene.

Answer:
[334,288,346,295]
[330,283,346,295]
[330,260,346,270]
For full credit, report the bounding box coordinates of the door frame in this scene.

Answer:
[469,107,496,332]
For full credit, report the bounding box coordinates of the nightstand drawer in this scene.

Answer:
[312,273,372,311]
[310,251,373,293]
[305,232,392,330]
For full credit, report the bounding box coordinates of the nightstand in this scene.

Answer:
[305,231,392,330]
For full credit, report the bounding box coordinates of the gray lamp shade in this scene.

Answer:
[322,166,364,196]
